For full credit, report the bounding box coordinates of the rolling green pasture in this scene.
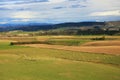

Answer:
[0,35,120,46]
[0,41,26,50]
[36,35,120,46]
[0,40,120,80]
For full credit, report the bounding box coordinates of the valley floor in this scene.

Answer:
[0,36,120,80]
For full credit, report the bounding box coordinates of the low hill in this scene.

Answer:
[0,21,120,32]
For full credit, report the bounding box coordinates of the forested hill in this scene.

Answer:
[54,22,105,27]
[0,21,120,32]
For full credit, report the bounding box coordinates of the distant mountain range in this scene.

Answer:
[0,21,120,32]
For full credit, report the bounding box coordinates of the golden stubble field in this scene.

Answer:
[24,40,120,55]
[1,36,120,55]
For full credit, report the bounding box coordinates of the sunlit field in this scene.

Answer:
[0,0,120,79]
[0,35,120,80]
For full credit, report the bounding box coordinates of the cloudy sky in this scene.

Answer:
[0,0,120,24]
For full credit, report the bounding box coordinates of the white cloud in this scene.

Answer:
[11,11,38,18]
[48,0,66,4]
[0,0,120,23]
[90,10,120,16]
[12,19,30,22]
[0,21,8,24]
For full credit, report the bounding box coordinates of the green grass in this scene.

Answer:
[46,39,91,46]
[36,35,120,46]
[0,41,26,50]
[0,41,120,80]
[0,59,120,80]
[1,47,119,65]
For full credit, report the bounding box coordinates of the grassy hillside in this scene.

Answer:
[0,40,120,80]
